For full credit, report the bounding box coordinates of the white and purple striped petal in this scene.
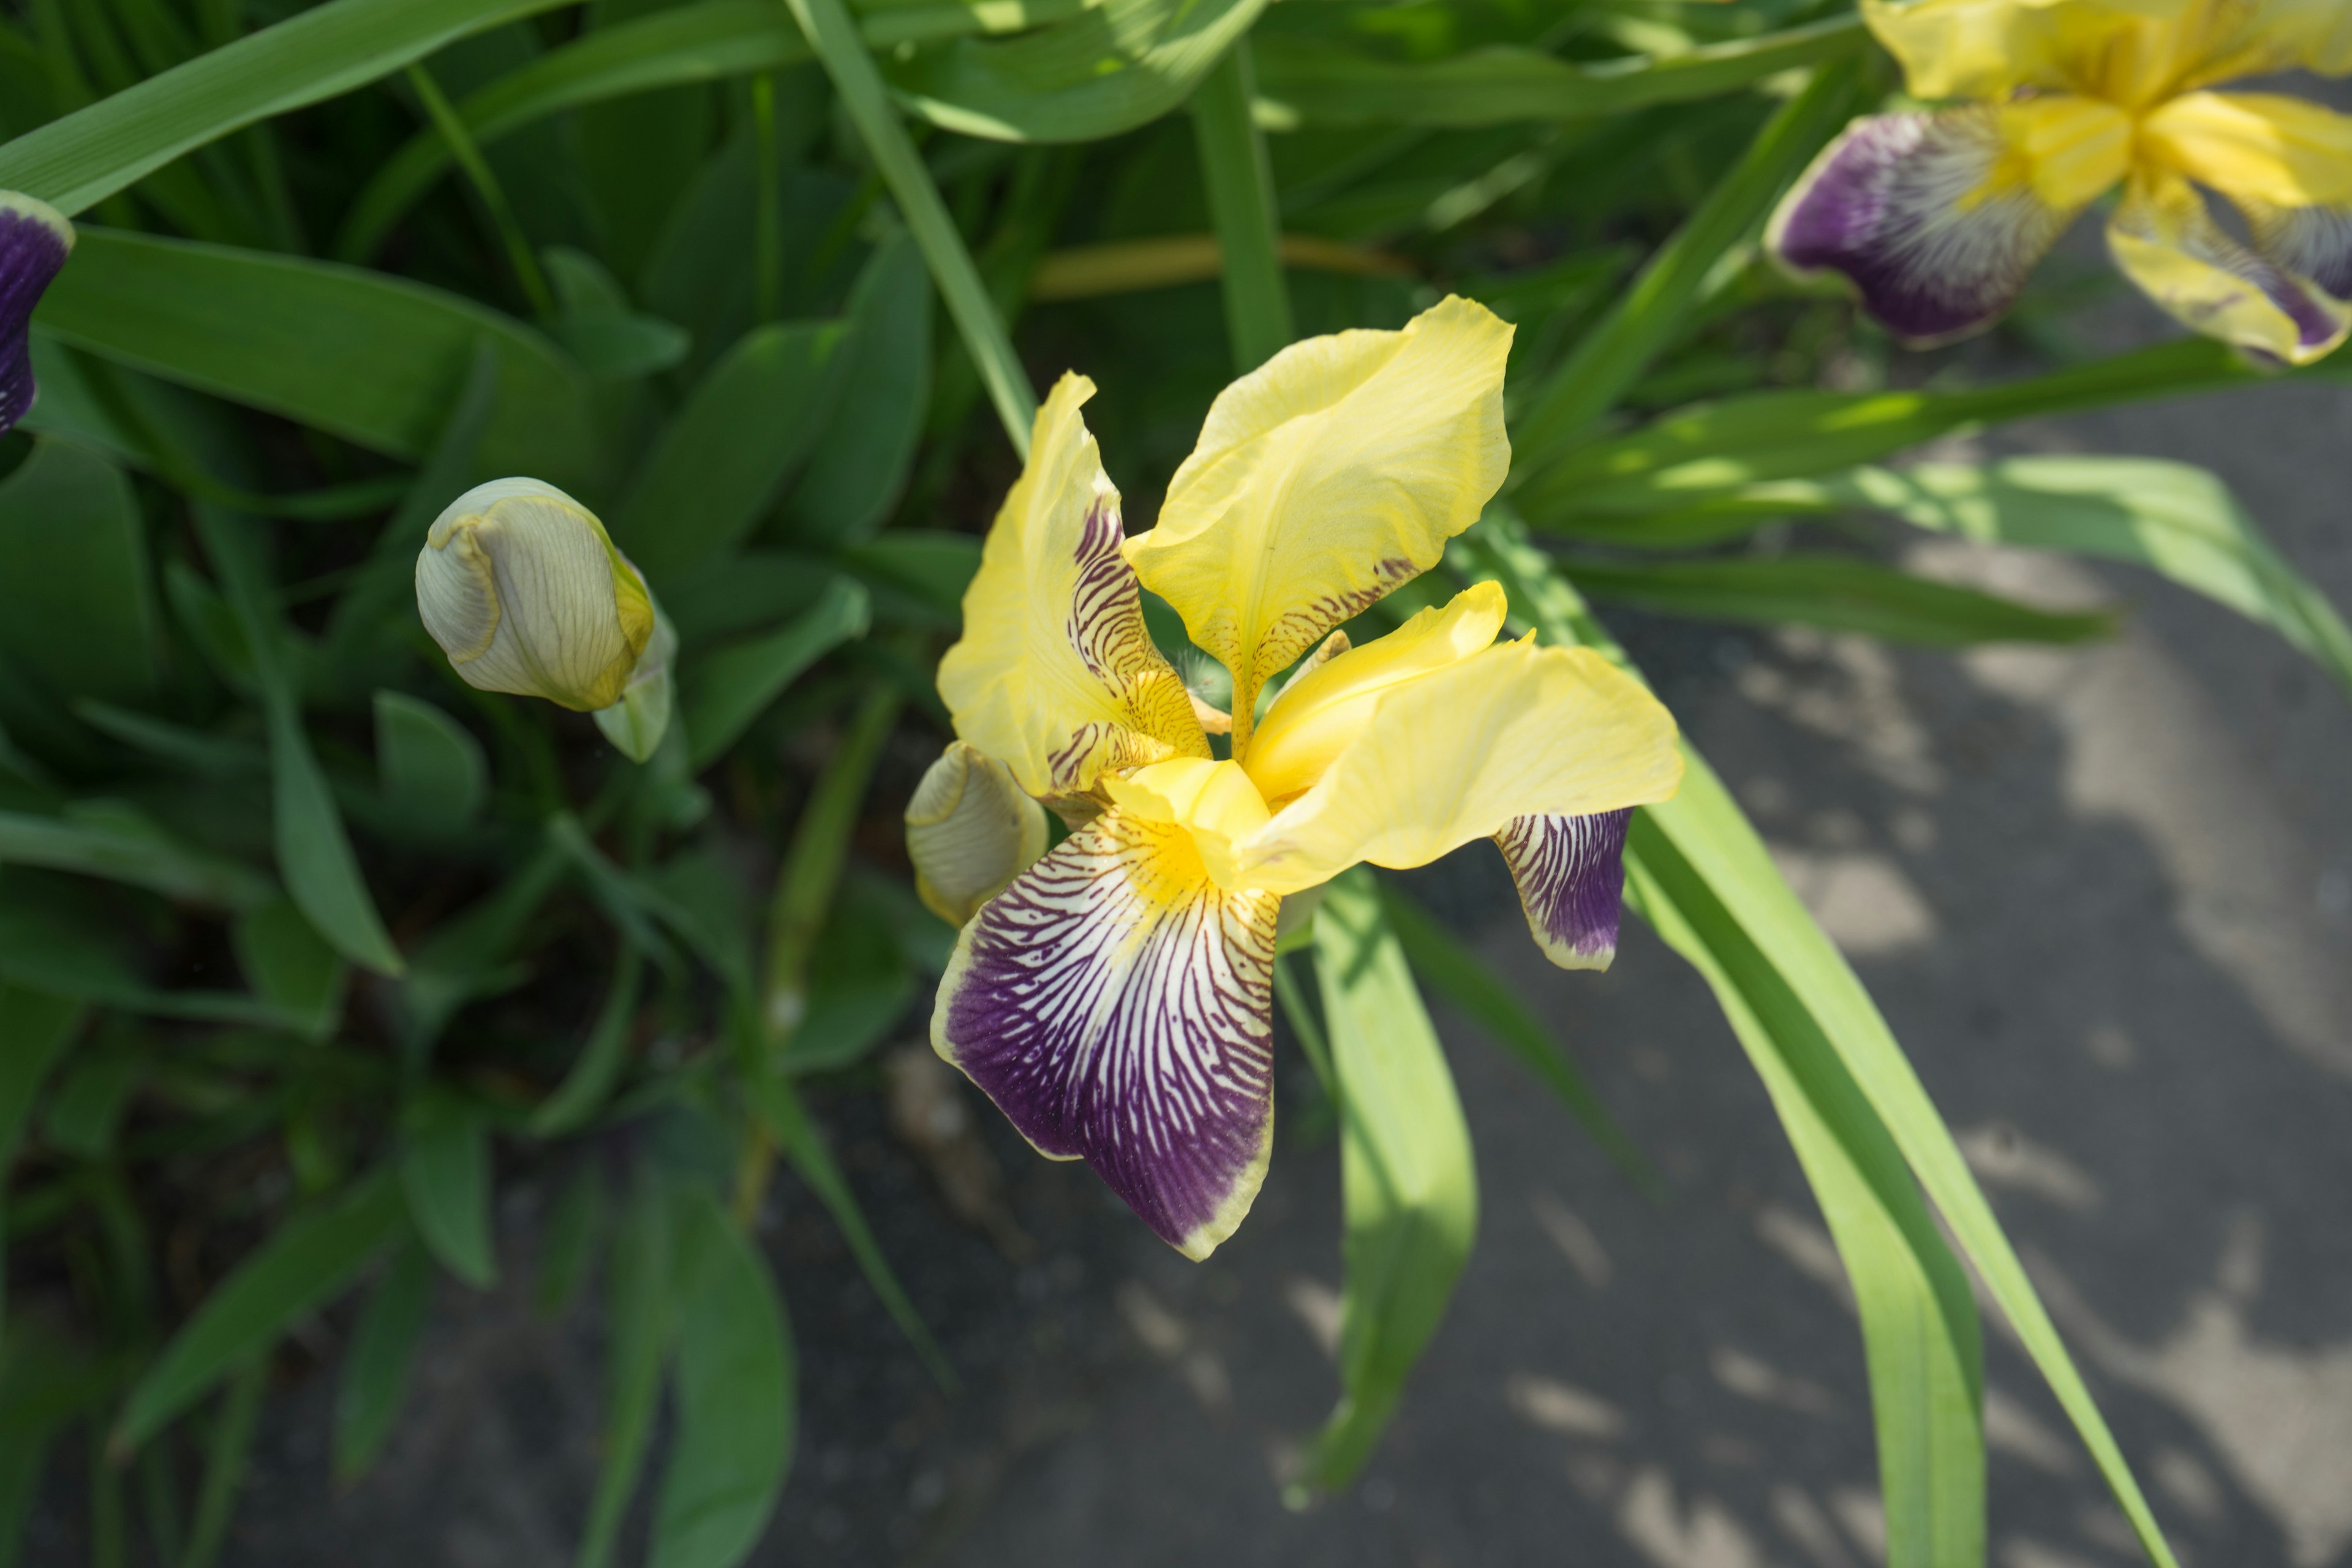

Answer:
[1767,110,2073,347]
[2244,198,2352,304]
[932,808,1280,1260]
[0,194,74,438]
[1494,809,1631,971]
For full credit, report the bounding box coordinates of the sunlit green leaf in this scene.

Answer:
[0,0,573,216]
[1253,16,1867,127]
[1566,554,2117,646]
[1302,867,1476,1492]
[37,230,597,489]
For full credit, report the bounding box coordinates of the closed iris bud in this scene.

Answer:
[905,742,1048,925]
[0,192,76,438]
[415,478,654,713]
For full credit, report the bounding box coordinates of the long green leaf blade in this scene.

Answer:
[1303,867,1476,1491]
[680,577,870,767]
[648,1188,796,1568]
[1567,553,2117,646]
[0,0,571,215]
[333,1235,435,1484]
[114,1169,407,1455]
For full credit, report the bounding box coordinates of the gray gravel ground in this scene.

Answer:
[50,285,2346,1568]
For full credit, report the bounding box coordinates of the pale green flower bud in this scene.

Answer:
[415,478,654,713]
[906,742,1048,925]
[592,605,677,763]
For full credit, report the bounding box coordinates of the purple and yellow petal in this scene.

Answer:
[1494,809,1632,972]
[2241,198,2352,301]
[932,806,1280,1260]
[0,193,75,439]
[937,374,1208,801]
[2108,171,2351,364]
[1767,108,2084,348]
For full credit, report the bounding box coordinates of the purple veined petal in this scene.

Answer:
[2110,173,2351,366]
[932,807,1281,1260]
[1493,808,1631,972]
[2242,197,2352,303]
[1766,109,2075,348]
[0,193,74,439]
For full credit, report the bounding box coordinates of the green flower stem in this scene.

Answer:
[1511,61,1858,467]
[402,63,554,320]
[781,0,1038,453]
[1191,41,1293,372]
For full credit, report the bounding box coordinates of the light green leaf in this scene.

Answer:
[1511,62,1860,463]
[232,897,349,1041]
[1191,41,1291,374]
[0,804,274,908]
[400,1098,497,1289]
[195,509,404,978]
[680,576,871,767]
[1253,16,1867,127]
[1460,513,2179,1568]
[612,320,853,580]
[578,1165,676,1568]
[333,1235,434,1485]
[885,0,1270,142]
[1821,458,2352,703]
[1378,881,1656,1194]
[1626,813,1986,1566]
[781,232,933,545]
[114,1168,408,1455]
[374,690,489,832]
[1521,337,2264,522]
[37,230,597,489]
[0,437,159,704]
[1566,554,2117,646]
[648,1186,796,1568]
[1302,867,1476,1492]
[0,0,572,216]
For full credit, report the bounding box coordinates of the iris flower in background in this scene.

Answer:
[415,478,677,761]
[907,298,1684,1260]
[0,192,75,437]
[1770,0,2352,364]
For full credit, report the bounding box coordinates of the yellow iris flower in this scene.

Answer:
[908,298,1684,1259]
[1769,0,2352,363]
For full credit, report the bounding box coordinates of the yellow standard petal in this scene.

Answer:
[1860,0,2095,102]
[2136,91,2352,208]
[1126,295,1512,747]
[1242,582,1507,805]
[935,374,1208,800]
[415,477,654,712]
[1235,639,1684,897]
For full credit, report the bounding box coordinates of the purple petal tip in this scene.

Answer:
[0,194,74,439]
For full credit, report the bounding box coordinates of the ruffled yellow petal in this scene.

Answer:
[1242,582,1507,805]
[1125,296,1512,748]
[1235,639,1684,897]
[936,374,1208,800]
[1861,0,2100,102]
[2108,170,2351,363]
[2182,0,2352,84]
[2137,91,2352,207]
